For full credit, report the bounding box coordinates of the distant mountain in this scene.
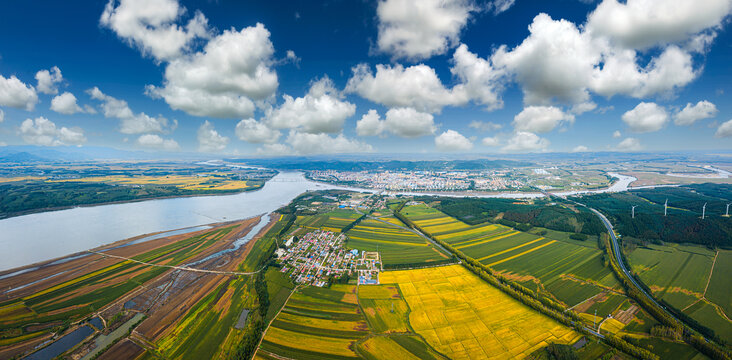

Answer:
[0,151,49,163]
[0,145,208,162]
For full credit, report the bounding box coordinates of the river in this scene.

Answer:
[0,171,640,272]
[0,172,329,272]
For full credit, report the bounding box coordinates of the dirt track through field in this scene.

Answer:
[88,250,265,276]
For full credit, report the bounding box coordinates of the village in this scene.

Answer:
[275,229,380,287]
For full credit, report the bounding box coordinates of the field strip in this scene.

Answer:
[702,250,718,297]
[347,236,428,247]
[87,250,264,276]
[486,240,557,267]
[454,230,518,249]
[476,237,546,262]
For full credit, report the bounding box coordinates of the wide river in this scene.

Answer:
[0,171,638,272]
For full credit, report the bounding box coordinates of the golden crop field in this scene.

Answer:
[421,221,471,234]
[380,265,582,360]
[47,174,253,191]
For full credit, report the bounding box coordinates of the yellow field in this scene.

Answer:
[436,224,501,240]
[601,318,626,334]
[475,237,545,261]
[357,336,420,360]
[380,265,581,360]
[413,217,455,227]
[421,221,471,234]
[454,230,518,249]
[0,176,45,183]
[263,327,357,357]
[48,174,253,191]
[486,240,556,267]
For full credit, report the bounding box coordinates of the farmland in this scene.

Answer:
[345,217,450,267]
[400,204,621,310]
[380,265,582,359]
[629,244,732,343]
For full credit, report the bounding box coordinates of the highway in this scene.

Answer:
[586,207,681,324]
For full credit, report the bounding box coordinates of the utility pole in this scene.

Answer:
[632,205,638,219]
[664,199,668,216]
[702,203,707,220]
[594,309,598,332]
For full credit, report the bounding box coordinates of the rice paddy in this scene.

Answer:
[345,218,449,266]
[380,265,582,359]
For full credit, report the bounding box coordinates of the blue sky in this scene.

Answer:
[0,0,730,155]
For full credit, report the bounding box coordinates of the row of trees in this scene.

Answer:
[393,210,660,360]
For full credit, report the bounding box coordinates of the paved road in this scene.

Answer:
[586,207,680,324]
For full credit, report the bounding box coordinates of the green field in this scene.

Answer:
[345,218,449,266]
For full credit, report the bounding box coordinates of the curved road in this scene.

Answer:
[586,207,680,324]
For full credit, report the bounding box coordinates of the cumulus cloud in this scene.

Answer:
[386,108,437,138]
[347,46,503,114]
[613,130,622,138]
[265,77,355,133]
[100,0,210,61]
[0,74,38,111]
[0,109,4,123]
[197,120,229,152]
[19,117,86,146]
[586,0,732,49]
[502,131,550,152]
[616,137,642,151]
[88,87,174,134]
[513,106,574,133]
[469,120,502,132]
[572,145,589,152]
[235,118,280,144]
[35,66,63,95]
[491,4,716,106]
[481,136,500,146]
[622,102,668,133]
[137,134,180,150]
[146,23,278,118]
[50,92,84,114]
[356,110,385,137]
[376,0,475,60]
[570,102,597,115]
[346,63,464,113]
[673,100,718,125]
[715,119,732,138]
[435,130,473,151]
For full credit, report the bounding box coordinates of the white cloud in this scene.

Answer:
[435,130,473,151]
[286,131,373,155]
[235,118,280,144]
[265,77,355,133]
[137,134,180,150]
[715,119,732,138]
[481,136,500,146]
[197,120,229,152]
[100,0,210,61]
[346,63,463,113]
[469,120,502,132]
[88,87,174,134]
[450,44,504,110]
[502,131,550,152]
[356,110,385,137]
[50,92,84,115]
[570,101,597,115]
[35,66,63,95]
[491,0,516,14]
[0,109,4,123]
[513,106,574,133]
[572,145,589,152]
[19,117,86,146]
[384,107,436,138]
[376,0,475,60]
[146,23,278,118]
[622,102,668,133]
[616,137,642,151]
[0,74,38,111]
[492,14,598,105]
[612,130,621,138]
[586,0,732,49]
[673,100,718,125]
[491,8,708,105]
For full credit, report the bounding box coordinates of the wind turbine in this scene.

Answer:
[726,203,731,217]
[664,199,668,216]
[632,205,638,219]
[702,203,707,220]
